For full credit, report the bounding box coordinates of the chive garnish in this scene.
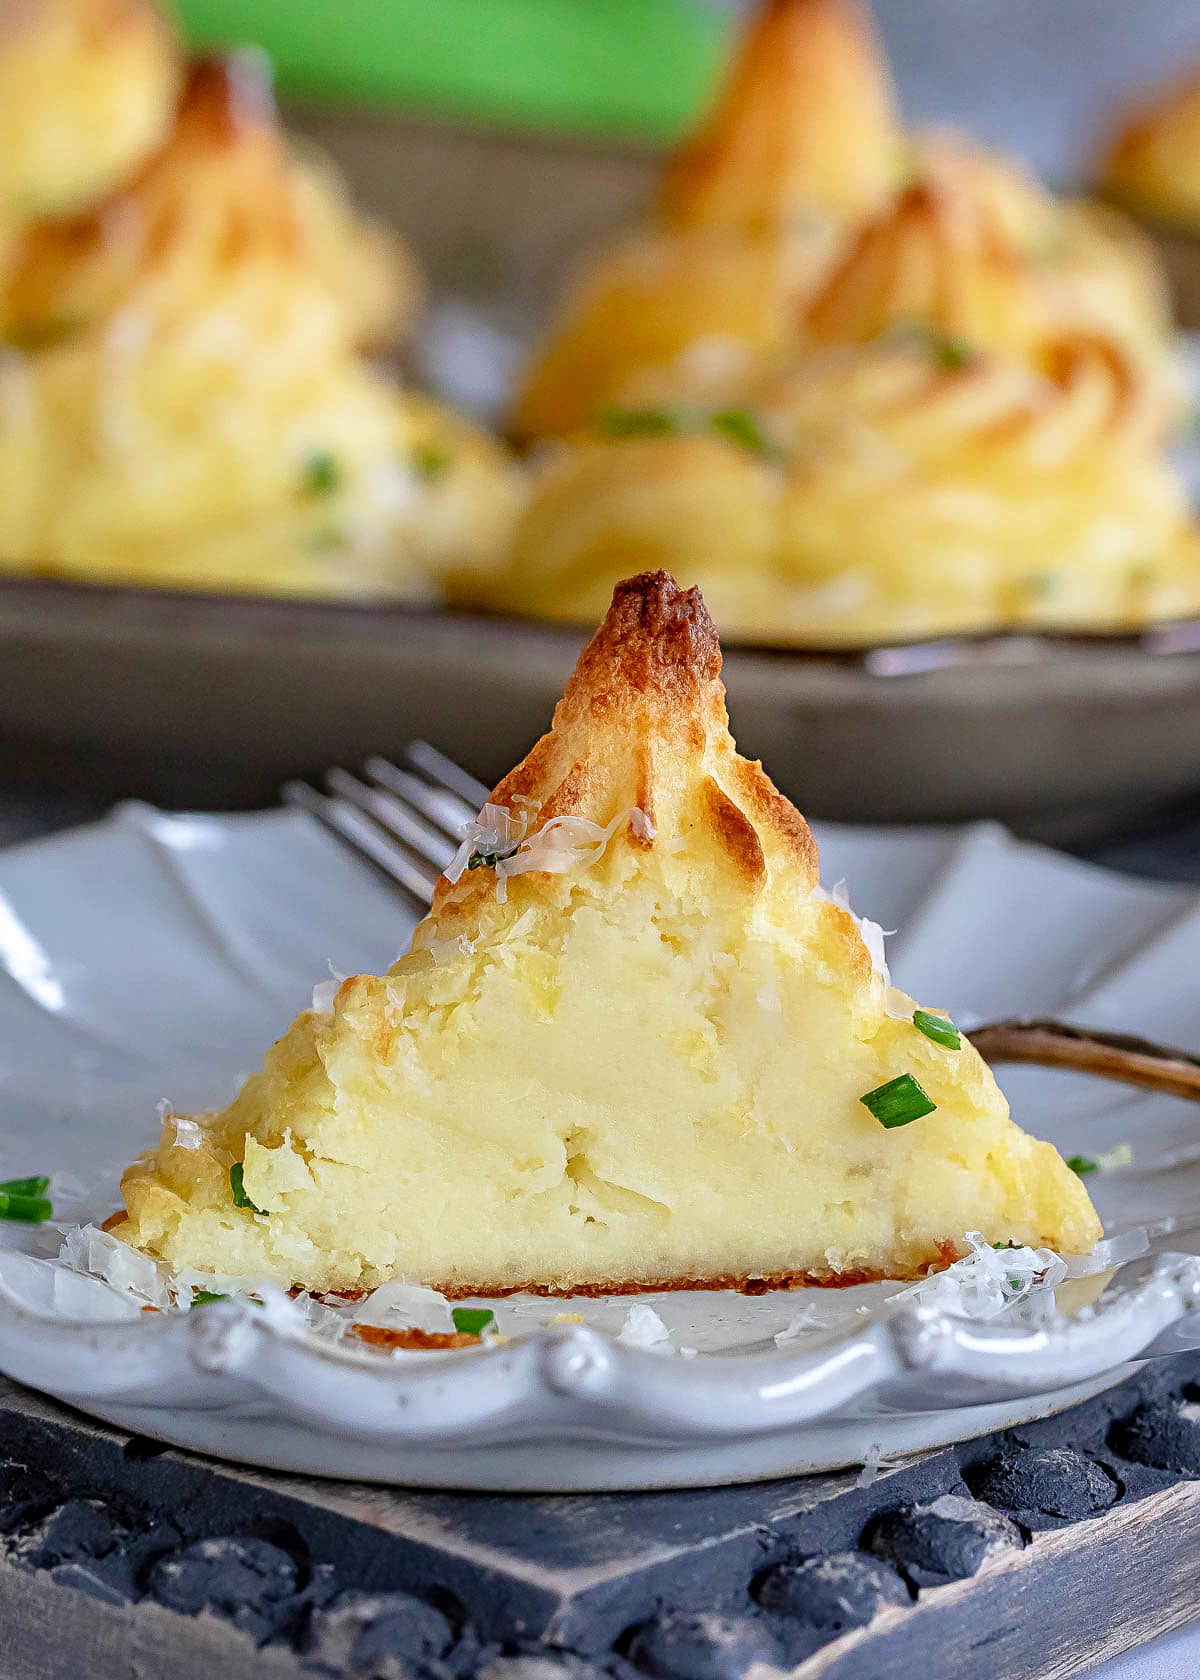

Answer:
[229,1163,267,1215]
[885,321,973,371]
[932,335,971,372]
[596,405,685,439]
[451,1307,495,1336]
[4,317,83,352]
[302,451,341,497]
[912,1009,961,1051]
[412,442,453,481]
[467,845,520,871]
[595,404,777,457]
[191,1289,228,1306]
[0,1190,52,1222]
[708,408,777,457]
[860,1073,936,1129]
[0,1175,50,1197]
[1066,1155,1099,1176]
[1023,572,1058,598]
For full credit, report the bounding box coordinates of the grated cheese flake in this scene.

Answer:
[352,1279,455,1335]
[445,802,655,902]
[59,1224,172,1310]
[890,1230,1068,1323]
[617,1302,675,1354]
[812,878,896,991]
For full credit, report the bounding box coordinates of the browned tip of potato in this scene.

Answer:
[658,0,899,229]
[431,570,818,927]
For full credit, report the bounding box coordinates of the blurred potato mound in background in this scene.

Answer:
[0,1,519,599]
[470,0,1198,644]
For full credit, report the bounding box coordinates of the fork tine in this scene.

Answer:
[325,768,456,870]
[403,740,490,809]
[283,781,438,904]
[364,757,475,842]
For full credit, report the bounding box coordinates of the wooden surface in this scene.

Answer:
[793,1482,1200,1679]
[0,1353,1198,1678]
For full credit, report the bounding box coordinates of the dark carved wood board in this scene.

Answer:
[0,1352,1196,1680]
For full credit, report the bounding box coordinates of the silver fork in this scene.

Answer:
[283,743,1200,1106]
[284,741,486,906]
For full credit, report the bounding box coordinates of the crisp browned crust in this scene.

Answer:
[701,776,767,888]
[431,571,820,930]
[2,56,299,337]
[136,1238,1017,1305]
[351,1324,481,1351]
[729,756,820,880]
[419,1239,970,1298]
[429,1253,967,1300]
[657,0,897,229]
[803,178,1029,351]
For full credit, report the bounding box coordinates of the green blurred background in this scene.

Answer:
[174,0,1200,181]
[174,0,727,143]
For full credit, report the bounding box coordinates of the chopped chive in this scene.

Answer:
[1066,1155,1099,1176]
[595,403,776,459]
[229,1163,267,1215]
[709,408,776,457]
[467,845,520,871]
[1127,562,1156,590]
[412,442,453,481]
[451,1307,496,1336]
[860,1073,936,1129]
[912,1009,961,1051]
[191,1289,228,1306]
[0,1175,50,1197]
[884,321,973,371]
[932,335,971,372]
[0,1192,52,1223]
[1023,572,1058,598]
[301,451,341,497]
[595,405,686,438]
[4,316,83,352]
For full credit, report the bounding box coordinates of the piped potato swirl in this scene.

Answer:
[0,53,515,599]
[509,0,901,444]
[468,157,1195,645]
[462,329,1197,644]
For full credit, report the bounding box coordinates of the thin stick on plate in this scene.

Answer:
[973,1019,1200,1102]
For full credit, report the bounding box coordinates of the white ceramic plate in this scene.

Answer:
[0,804,1199,1491]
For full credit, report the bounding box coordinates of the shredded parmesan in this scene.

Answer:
[445,802,655,902]
[857,1442,885,1487]
[617,1303,675,1353]
[59,1224,172,1310]
[890,1230,1069,1323]
[157,1099,205,1149]
[352,1279,455,1335]
[812,878,895,990]
[1064,1228,1149,1277]
[443,801,533,886]
[311,962,347,1014]
[774,1303,833,1343]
